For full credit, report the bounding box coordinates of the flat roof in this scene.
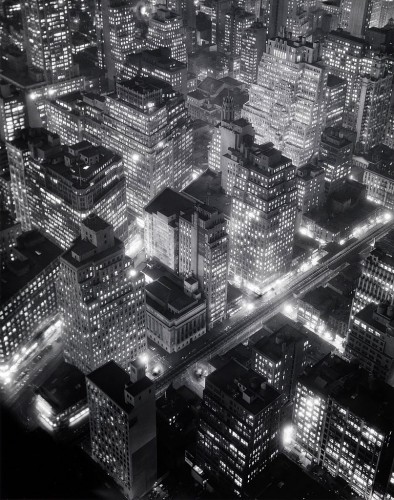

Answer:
[1,231,62,304]
[207,359,281,415]
[37,360,86,413]
[183,169,232,218]
[144,187,195,216]
[254,324,307,362]
[87,360,131,412]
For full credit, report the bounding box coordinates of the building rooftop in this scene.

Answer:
[253,324,308,362]
[327,74,347,87]
[144,187,195,217]
[183,169,231,218]
[207,359,281,415]
[1,230,62,304]
[146,275,203,318]
[297,162,325,181]
[82,214,111,233]
[36,360,86,413]
[87,360,131,412]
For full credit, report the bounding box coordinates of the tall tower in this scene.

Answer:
[96,0,143,84]
[224,142,297,289]
[147,7,187,64]
[21,0,75,83]
[87,359,157,499]
[209,97,255,173]
[102,77,193,225]
[243,34,327,167]
[58,215,146,374]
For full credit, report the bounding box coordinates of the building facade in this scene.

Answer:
[0,231,62,373]
[87,359,157,500]
[145,274,206,352]
[196,359,282,496]
[27,138,128,250]
[223,142,297,289]
[58,216,146,374]
[243,34,327,167]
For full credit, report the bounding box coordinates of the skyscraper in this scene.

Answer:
[86,359,157,499]
[243,33,327,167]
[319,126,353,193]
[222,7,255,57]
[352,230,394,314]
[223,141,297,289]
[145,188,229,327]
[21,0,75,83]
[0,82,26,142]
[58,215,146,375]
[346,302,394,385]
[239,21,266,85]
[252,323,309,402]
[196,359,282,496]
[325,75,347,129]
[147,7,187,65]
[208,96,255,174]
[293,354,394,500]
[340,0,373,37]
[102,78,193,225]
[26,137,128,249]
[322,30,368,130]
[0,230,62,375]
[356,59,393,152]
[95,0,143,84]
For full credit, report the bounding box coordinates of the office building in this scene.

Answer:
[102,78,192,224]
[352,230,394,314]
[363,145,394,210]
[145,273,207,352]
[0,211,21,267]
[6,128,62,233]
[147,7,187,65]
[340,0,373,37]
[0,230,62,372]
[145,188,229,327]
[87,359,157,500]
[224,142,297,289]
[239,21,266,85]
[21,0,76,83]
[35,359,89,435]
[209,96,255,174]
[293,354,394,499]
[27,138,127,250]
[319,126,353,193]
[370,0,394,28]
[252,324,309,401]
[196,359,282,496]
[95,0,143,84]
[325,74,347,128]
[347,302,394,385]
[0,82,26,142]
[58,215,146,374]
[296,163,325,214]
[243,34,327,167]
[124,48,188,96]
[356,61,393,153]
[322,30,369,130]
[222,7,255,57]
